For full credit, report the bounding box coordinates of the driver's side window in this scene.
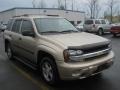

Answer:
[21,20,33,33]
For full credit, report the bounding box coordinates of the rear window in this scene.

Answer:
[85,20,93,24]
[11,19,22,33]
[95,20,101,24]
[7,19,14,30]
[101,20,106,24]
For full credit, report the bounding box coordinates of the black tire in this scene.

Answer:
[39,57,59,85]
[6,43,13,60]
[98,29,104,35]
[113,33,117,37]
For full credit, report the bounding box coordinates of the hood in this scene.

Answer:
[43,32,110,49]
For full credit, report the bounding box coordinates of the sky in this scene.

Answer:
[0,0,120,17]
[0,0,108,11]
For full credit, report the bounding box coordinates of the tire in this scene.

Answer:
[98,29,104,36]
[113,33,117,37]
[6,43,13,60]
[39,57,59,85]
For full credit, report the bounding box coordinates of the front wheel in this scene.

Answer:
[39,57,59,85]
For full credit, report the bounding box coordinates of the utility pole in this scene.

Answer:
[32,0,36,8]
[72,0,74,11]
[65,0,67,10]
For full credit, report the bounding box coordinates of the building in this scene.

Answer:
[0,7,85,25]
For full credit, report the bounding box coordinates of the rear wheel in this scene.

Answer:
[98,29,104,35]
[6,43,13,60]
[39,57,59,85]
[113,33,117,37]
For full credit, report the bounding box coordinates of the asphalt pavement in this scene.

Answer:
[0,32,120,90]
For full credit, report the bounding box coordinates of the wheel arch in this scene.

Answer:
[37,50,57,66]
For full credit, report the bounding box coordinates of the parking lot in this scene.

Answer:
[0,32,120,90]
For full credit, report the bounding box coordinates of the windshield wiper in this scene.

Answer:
[41,31,61,33]
[61,30,79,33]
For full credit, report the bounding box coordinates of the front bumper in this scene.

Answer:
[57,51,114,80]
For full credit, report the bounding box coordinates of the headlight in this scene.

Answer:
[63,50,83,62]
[68,50,83,56]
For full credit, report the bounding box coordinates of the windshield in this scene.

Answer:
[34,18,78,34]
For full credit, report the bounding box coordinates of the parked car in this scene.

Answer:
[84,19,111,35]
[4,15,114,84]
[76,21,84,31]
[110,24,120,37]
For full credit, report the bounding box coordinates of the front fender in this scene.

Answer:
[35,45,64,63]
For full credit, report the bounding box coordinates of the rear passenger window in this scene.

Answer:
[7,19,14,31]
[95,20,101,24]
[21,20,33,33]
[12,20,22,33]
[85,20,93,24]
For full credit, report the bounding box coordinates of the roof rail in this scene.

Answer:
[12,14,29,18]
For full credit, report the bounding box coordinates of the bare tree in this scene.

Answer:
[57,0,61,9]
[107,0,117,23]
[38,0,46,8]
[104,11,108,19]
[117,11,120,22]
[57,0,65,10]
[71,0,74,11]
[87,0,100,19]
[32,0,36,8]
[65,0,67,10]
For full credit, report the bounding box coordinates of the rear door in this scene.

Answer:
[10,19,22,54]
[18,19,37,63]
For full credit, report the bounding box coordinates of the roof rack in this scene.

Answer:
[12,14,29,18]
[12,14,60,18]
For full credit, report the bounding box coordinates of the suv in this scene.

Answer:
[4,15,114,84]
[84,19,111,35]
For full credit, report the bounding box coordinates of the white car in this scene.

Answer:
[84,19,111,35]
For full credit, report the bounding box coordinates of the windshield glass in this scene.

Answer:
[34,18,78,33]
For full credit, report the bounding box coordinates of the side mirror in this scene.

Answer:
[22,30,35,37]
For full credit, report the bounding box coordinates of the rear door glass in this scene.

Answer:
[85,20,93,24]
[11,19,22,33]
[7,19,14,31]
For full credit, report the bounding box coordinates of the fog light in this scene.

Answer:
[72,73,81,77]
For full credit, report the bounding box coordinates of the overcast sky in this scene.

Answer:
[0,0,120,17]
[0,0,108,11]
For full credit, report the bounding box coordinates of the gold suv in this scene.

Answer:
[4,15,114,84]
